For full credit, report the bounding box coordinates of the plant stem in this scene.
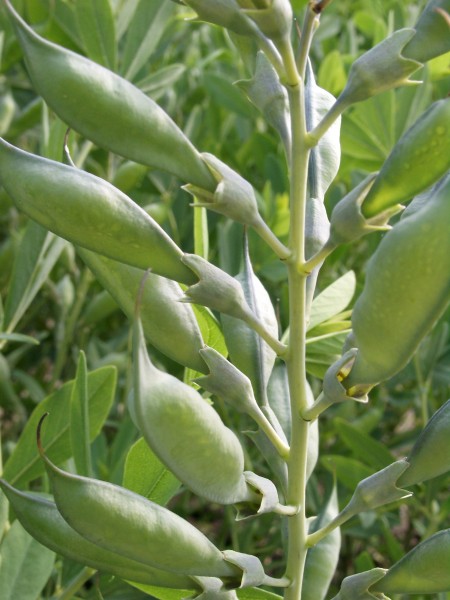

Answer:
[283,76,311,600]
[253,216,291,260]
[306,96,349,146]
[296,5,320,79]
[56,567,96,600]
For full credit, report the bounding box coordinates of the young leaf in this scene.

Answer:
[333,419,394,471]
[307,271,356,331]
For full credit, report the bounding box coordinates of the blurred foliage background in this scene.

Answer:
[0,0,449,598]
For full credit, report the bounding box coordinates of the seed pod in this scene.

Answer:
[77,248,206,372]
[397,399,450,487]
[38,422,248,581]
[345,175,450,393]
[0,479,197,590]
[0,139,196,285]
[403,0,450,63]
[131,318,253,505]
[371,530,450,595]
[361,98,450,218]
[181,0,259,36]
[4,0,215,190]
[242,0,293,43]
[337,29,421,106]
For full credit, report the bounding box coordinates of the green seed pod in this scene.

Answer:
[77,249,206,373]
[0,139,196,285]
[4,0,215,190]
[371,529,450,595]
[241,0,293,43]
[38,422,248,582]
[131,318,253,505]
[397,399,450,487]
[361,98,450,218]
[403,0,450,63]
[337,29,421,106]
[0,479,198,590]
[182,0,259,36]
[345,175,450,393]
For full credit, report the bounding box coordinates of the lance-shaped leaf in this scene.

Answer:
[361,98,450,218]
[305,61,341,202]
[329,174,402,245]
[371,529,450,595]
[305,197,330,319]
[4,0,215,190]
[0,480,197,590]
[303,485,341,600]
[403,0,450,63]
[131,317,253,505]
[38,419,259,584]
[236,52,290,154]
[0,139,196,285]
[331,569,389,600]
[337,29,422,106]
[397,399,450,487]
[221,241,279,406]
[77,248,207,372]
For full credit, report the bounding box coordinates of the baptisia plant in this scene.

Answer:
[0,0,450,599]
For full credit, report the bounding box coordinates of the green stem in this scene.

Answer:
[283,77,311,600]
[306,505,354,547]
[303,239,337,274]
[306,96,349,146]
[296,5,320,79]
[252,216,291,260]
[252,404,291,459]
[56,567,96,600]
[242,309,288,356]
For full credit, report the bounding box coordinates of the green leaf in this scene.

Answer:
[0,519,55,600]
[334,419,394,471]
[120,0,175,81]
[322,456,373,491]
[137,64,186,98]
[318,49,347,97]
[237,589,283,600]
[3,366,116,487]
[123,437,180,506]
[3,222,66,334]
[70,351,92,477]
[75,0,116,70]
[126,584,192,600]
[0,332,39,345]
[303,485,341,600]
[308,271,356,331]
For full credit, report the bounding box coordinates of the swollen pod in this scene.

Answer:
[345,175,450,393]
[131,318,252,505]
[0,479,197,590]
[77,249,207,372]
[4,0,215,190]
[0,139,196,285]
